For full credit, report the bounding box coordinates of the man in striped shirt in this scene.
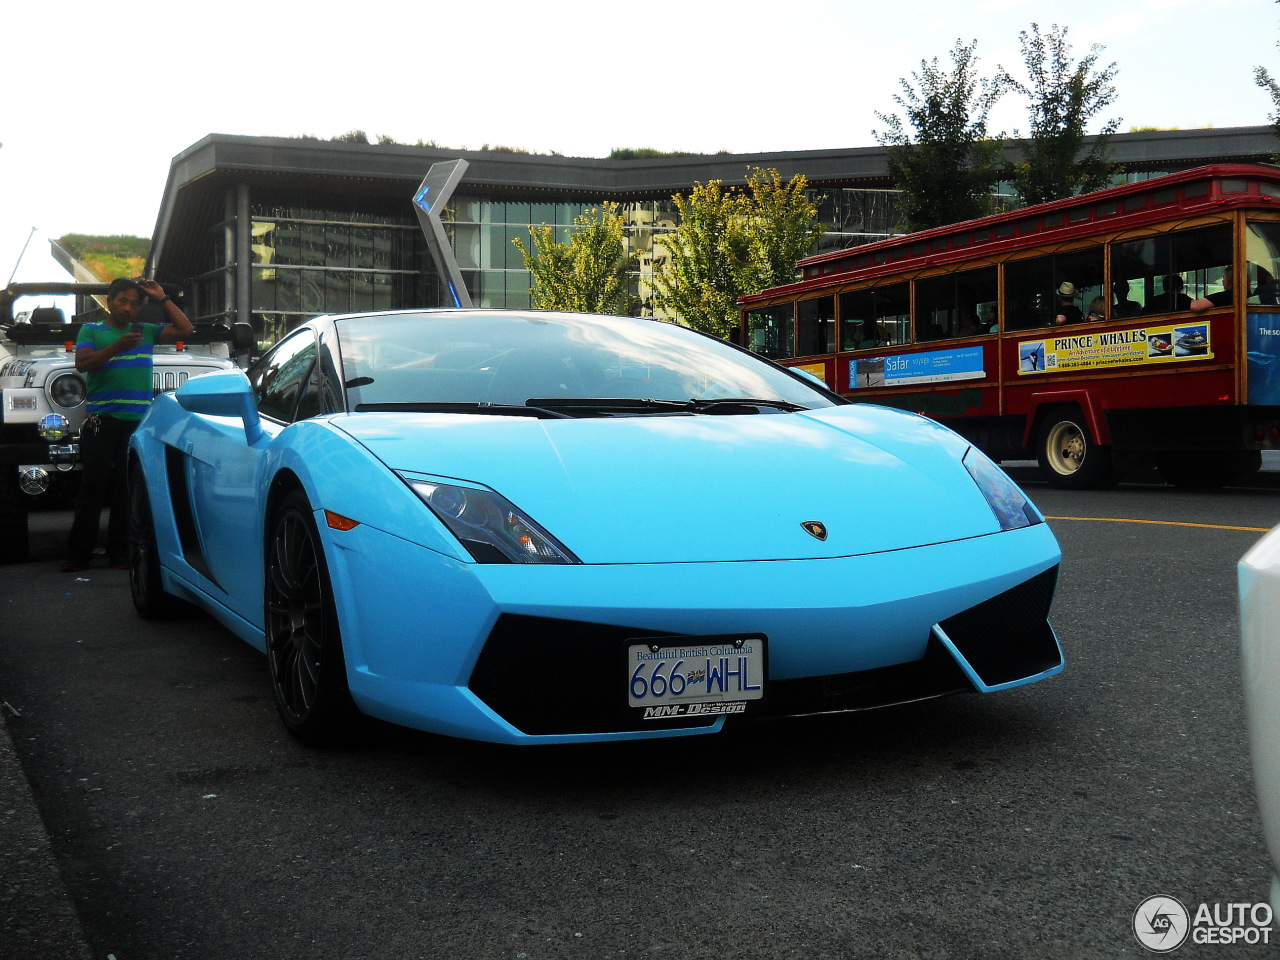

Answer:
[62,277,194,572]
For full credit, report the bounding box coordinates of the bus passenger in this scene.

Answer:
[1113,281,1142,317]
[1087,296,1107,321]
[1007,297,1041,329]
[1258,267,1280,304]
[858,322,886,348]
[1207,266,1235,307]
[1053,282,1083,325]
[1147,275,1192,313]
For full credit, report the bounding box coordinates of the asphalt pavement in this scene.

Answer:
[4,458,1280,959]
[2,509,94,959]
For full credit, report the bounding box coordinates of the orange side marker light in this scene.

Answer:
[325,510,360,531]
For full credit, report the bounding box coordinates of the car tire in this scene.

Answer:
[0,467,31,565]
[264,489,361,746]
[128,463,188,619]
[1036,408,1118,489]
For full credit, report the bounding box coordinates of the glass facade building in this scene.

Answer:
[149,129,1279,350]
[179,186,923,348]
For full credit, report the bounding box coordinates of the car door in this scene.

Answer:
[178,329,320,624]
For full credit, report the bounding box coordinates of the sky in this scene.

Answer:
[1,0,1276,284]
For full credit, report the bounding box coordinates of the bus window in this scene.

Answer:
[839,288,877,350]
[746,303,794,359]
[1247,222,1280,305]
[1112,224,1232,314]
[1178,226,1233,302]
[875,283,910,346]
[797,295,835,356]
[915,266,997,341]
[1005,248,1104,329]
[839,282,909,349]
[958,267,997,337]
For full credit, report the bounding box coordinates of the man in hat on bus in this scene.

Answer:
[1053,282,1083,326]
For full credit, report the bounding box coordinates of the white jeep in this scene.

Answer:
[0,281,252,563]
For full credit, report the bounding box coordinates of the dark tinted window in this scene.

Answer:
[251,330,318,422]
[915,267,998,341]
[1111,224,1232,315]
[796,296,835,357]
[746,303,795,359]
[1005,247,1106,329]
[839,283,910,350]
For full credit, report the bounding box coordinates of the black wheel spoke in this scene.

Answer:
[263,491,358,744]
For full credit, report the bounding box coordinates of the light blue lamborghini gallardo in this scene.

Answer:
[127,309,1063,746]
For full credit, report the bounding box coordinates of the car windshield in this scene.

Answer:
[335,311,836,413]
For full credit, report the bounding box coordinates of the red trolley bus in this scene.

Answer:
[739,163,1280,488]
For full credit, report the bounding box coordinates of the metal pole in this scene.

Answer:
[6,226,37,286]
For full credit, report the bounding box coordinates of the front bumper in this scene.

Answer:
[322,521,1063,745]
[0,439,78,466]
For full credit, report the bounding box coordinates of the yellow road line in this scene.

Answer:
[1044,515,1271,533]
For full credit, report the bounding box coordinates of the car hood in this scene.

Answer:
[329,406,1005,564]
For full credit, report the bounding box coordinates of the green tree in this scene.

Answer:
[652,179,744,338]
[1260,66,1280,137]
[1006,23,1120,206]
[874,40,1010,231]
[512,203,637,314]
[1257,19,1280,144]
[654,168,823,338]
[738,168,826,292]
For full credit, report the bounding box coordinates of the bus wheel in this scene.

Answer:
[1156,450,1261,488]
[1036,410,1118,489]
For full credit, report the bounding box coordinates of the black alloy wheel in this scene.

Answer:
[264,489,360,745]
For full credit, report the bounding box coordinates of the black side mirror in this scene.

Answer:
[232,322,256,352]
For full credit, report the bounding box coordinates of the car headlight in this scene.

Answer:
[401,475,580,564]
[963,447,1042,532]
[48,372,86,408]
[37,413,71,442]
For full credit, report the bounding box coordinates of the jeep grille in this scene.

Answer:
[153,370,189,394]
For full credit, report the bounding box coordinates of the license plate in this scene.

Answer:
[627,635,766,719]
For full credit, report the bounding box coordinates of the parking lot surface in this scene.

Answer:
[4,479,1280,959]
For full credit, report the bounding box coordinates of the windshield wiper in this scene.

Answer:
[526,397,806,415]
[686,398,807,413]
[353,401,573,419]
[525,397,688,413]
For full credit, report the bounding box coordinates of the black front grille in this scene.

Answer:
[938,566,1061,687]
[470,567,1060,737]
[762,634,974,718]
[469,615,719,736]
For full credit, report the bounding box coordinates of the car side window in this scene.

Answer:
[251,331,318,423]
